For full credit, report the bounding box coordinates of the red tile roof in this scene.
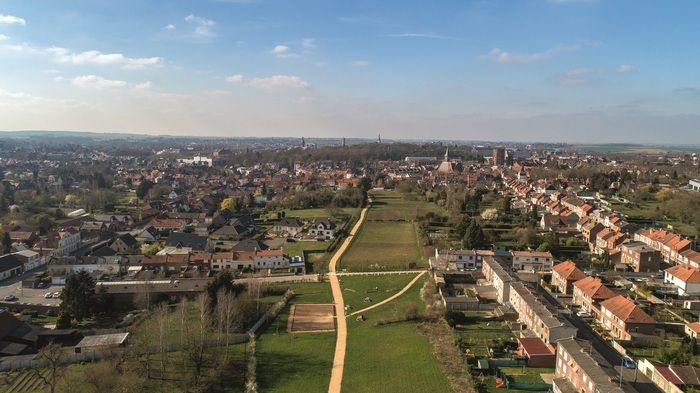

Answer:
[573,276,617,300]
[600,295,656,324]
[666,265,700,284]
[552,260,586,281]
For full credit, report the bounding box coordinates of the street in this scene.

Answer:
[0,269,62,307]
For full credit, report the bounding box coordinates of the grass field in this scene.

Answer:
[339,273,419,311]
[256,281,335,393]
[368,190,446,221]
[340,221,422,271]
[342,275,452,393]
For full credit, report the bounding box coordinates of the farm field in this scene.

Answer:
[261,207,359,220]
[341,275,452,393]
[339,273,419,311]
[256,281,336,393]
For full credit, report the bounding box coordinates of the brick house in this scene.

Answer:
[572,276,617,317]
[551,260,586,294]
[620,241,662,272]
[599,295,656,340]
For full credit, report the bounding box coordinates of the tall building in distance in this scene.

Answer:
[492,147,506,166]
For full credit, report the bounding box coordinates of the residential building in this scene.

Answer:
[309,218,337,239]
[509,282,577,345]
[511,250,553,272]
[620,241,662,272]
[664,264,700,296]
[12,250,43,271]
[638,359,700,393]
[599,295,656,340]
[572,276,618,317]
[110,233,139,254]
[0,254,23,280]
[553,338,625,393]
[482,256,513,305]
[273,218,304,236]
[551,260,586,294]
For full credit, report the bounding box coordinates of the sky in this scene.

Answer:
[1,0,699,144]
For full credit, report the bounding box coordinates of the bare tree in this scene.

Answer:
[32,342,65,393]
[155,303,170,379]
[184,292,211,387]
[220,290,236,359]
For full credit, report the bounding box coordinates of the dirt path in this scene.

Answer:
[347,271,426,317]
[327,203,370,393]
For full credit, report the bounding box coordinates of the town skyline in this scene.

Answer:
[2,0,700,143]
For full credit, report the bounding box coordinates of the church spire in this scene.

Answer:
[444,147,449,162]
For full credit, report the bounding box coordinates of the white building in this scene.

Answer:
[511,251,553,272]
[665,265,700,296]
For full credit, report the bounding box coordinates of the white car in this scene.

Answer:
[44,292,53,299]
[52,292,61,298]
[577,310,594,318]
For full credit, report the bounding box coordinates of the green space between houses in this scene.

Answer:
[454,311,516,358]
[339,273,419,312]
[256,281,335,393]
[341,275,453,393]
[367,189,446,221]
[340,221,422,271]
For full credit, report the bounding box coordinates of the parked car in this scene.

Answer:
[576,310,593,318]
[0,306,9,313]
[52,292,61,298]
[36,282,48,289]
[622,357,636,369]
[44,292,53,299]
[3,294,18,302]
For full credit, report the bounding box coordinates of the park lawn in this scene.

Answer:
[339,273,420,311]
[256,281,335,393]
[455,312,516,358]
[340,221,423,271]
[368,190,446,221]
[342,275,453,393]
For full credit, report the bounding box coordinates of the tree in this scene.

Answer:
[61,271,96,321]
[136,180,154,199]
[206,271,239,309]
[220,197,239,213]
[0,231,10,254]
[141,242,162,255]
[358,177,372,192]
[32,342,65,393]
[463,221,486,249]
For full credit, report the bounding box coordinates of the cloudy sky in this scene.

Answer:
[1,0,699,143]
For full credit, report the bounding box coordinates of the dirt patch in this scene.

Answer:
[288,304,335,332]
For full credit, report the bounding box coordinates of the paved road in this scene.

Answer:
[327,203,370,393]
[536,286,661,393]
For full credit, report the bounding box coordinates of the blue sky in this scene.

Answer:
[1,0,699,143]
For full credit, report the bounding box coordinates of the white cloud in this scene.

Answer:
[135,81,153,89]
[0,34,8,41]
[53,76,65,82]
[556,67,595,85]
[301,38,315,51]
[163,24,176,31]
[616,64,637,73]
[351,60,370,68]
[384,33,455,40]
[270,44,299,59]
[225,74,243,83]
[47,47,162,70]
[185,14,216,38]
[72,75,127,89]
[0,87,30,98]
[248,75,311,90]
[484,43,592,64]
[0,14,26,25]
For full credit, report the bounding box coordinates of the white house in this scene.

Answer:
[665,265,700,296]
[511,251,553,272]
[309,218,337,239]
[12,250,43,271]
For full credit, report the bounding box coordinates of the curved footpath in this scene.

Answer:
[327,203,370,393]
[347,271,426,317]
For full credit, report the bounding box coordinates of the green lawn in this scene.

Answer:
[499,367,552,384]
[342,275,453,393]
[340,221,422,271]
[279,240,332,273]
[256,281,335,393]
[339,273,419,311]
[368,190,446,221]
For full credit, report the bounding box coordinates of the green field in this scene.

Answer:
[339,273,419,311]
[342,275,452,393]
[340,221,422,271]
[368,190,446,221]
[256,282,336,393]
